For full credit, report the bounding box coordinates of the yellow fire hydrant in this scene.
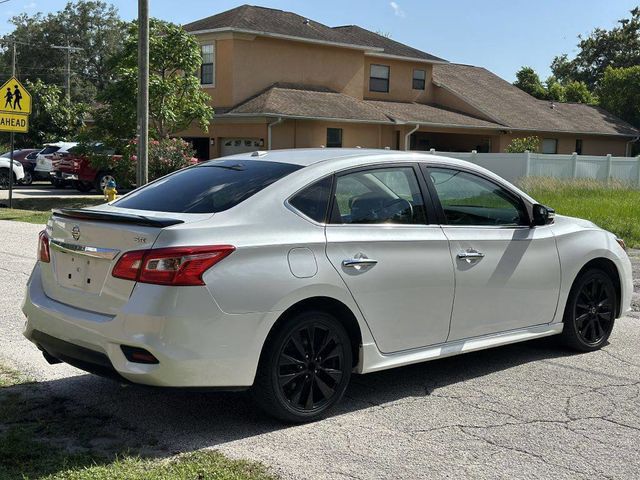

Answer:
[103,179,117,202]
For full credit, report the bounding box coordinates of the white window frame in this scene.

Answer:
[200,43,216,87]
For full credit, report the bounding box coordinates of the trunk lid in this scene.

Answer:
[41,206,212,315]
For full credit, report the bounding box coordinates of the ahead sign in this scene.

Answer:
[0,77,32,116]
[0,112,28,133]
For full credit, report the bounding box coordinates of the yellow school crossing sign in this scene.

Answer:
[0,76,31,133]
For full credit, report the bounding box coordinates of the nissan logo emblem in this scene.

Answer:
[71,225,81,241]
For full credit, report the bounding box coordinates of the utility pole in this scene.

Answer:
[8,42,15,209]
[137,0,149,187]
[51,44,83,102]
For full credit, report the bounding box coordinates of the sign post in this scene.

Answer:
[0,73,32,209]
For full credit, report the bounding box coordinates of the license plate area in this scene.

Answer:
[55,251,108,294]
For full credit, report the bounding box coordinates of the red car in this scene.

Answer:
[53,148,121,193]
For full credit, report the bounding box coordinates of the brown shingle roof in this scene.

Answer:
[433,63,639,136]
[226,84,391,122]
[183,5,445,61]
[332,25,446,62]
[366,100,504,129]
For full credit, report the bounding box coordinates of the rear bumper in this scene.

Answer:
[22,264,277,388]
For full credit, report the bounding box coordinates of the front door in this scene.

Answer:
[325,165,454,353]
[425,166,561,341]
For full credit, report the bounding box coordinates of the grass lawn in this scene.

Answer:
[519,178,640,248]
[0,198,105,225]
[0,365,275,480]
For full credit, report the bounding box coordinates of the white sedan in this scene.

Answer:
[0,155,25,189]
[22,149,633,422]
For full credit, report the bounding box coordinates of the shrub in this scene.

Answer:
[505,136,540,153]
[88,137,197,188]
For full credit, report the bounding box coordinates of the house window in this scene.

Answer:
[200,44,215,86]
[412,69,426,90]
[369,64,390,93]
[327,128,343,148]
[542,138,558,154]
[575,139,583,155]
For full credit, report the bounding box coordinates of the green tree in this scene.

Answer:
[0,80,87,148]
[95,19,213,140]
[598,66,640,129]
[505,136,540,153]
[564,81,596,104]
[545,76,566,102]
[513,67,547,99]
[0,1,124,103]
[551,7,640,89]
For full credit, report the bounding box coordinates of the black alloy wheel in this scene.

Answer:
[253,311,352,422]
[561,269,616,351]
[0,169,9,189]
[277,322,346,411]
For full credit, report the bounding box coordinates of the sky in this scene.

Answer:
[1,0,638,81]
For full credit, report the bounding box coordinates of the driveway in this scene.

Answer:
[1,219,640,479]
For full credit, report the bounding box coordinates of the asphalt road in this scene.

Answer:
[0,182,102,200]
[1,219,640,479]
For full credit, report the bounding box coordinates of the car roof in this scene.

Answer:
[221,148,537,205]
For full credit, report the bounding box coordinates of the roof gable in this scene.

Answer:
[183,4,445,61]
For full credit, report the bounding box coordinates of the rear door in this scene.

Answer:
[325,164,454,353]
[424,166,561,341]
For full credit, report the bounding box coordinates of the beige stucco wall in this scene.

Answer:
[363,57,433,103]
[271,120,385,150]
[231,37,365,105]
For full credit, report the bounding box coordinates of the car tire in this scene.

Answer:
[0,168,9,189]
[560,268,617,352]
[21,171,33,186]
[52,178,66,189]
[95,172,115,193]
[252,310,352,423]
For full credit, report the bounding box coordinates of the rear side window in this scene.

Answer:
[289,176,332,223]
[40,146,60,155]
[114,160,302,213]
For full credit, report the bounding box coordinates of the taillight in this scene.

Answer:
[112,246,234,286]
[111,250,145,281]
[38,230,50,263]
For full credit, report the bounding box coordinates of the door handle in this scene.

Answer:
[342,258,378,268]
[457,249,485,262]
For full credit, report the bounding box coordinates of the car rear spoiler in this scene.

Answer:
[52,208,184,228]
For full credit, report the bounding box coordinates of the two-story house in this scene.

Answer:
[179,5,639,159]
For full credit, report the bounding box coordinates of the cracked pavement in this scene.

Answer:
[1,219,640,479]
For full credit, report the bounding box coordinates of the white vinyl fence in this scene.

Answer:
[426,149,640,186]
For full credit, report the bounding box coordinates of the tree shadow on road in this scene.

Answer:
[1,335,577,478]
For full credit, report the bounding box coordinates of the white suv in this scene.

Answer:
[0,156,25,189]
[33,142,77,184]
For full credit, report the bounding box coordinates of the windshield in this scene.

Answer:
[113,160,302,213]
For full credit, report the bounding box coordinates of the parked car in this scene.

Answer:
[1,149,40,185]
[52,145,120,193]
[22,149,633,422]
[33,142,78,186]
[0,155,25,189]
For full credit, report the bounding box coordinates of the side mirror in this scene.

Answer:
[532,204,555,226]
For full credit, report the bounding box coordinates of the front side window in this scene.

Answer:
[331,167,427,225]
[428,168,527,226]
[412,69,426,90]
[369,64,390,93]
[200,44,215,85]
[326,128,342,148]
[114,160,301,213]
[289,176,332,223]
[542,138,558,154]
